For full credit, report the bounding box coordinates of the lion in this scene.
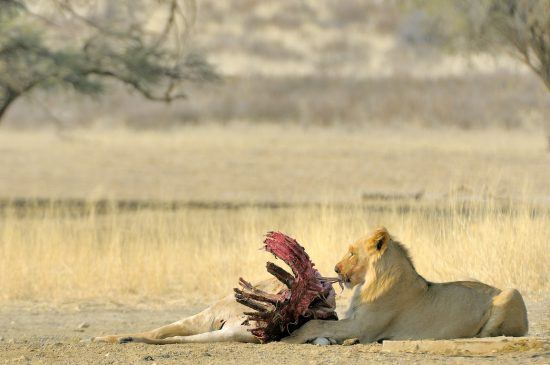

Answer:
[94,227,528,345]
[282,227,529,344]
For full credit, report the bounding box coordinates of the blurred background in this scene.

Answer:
[0,0,549,303]
[2,1,549,131]
[1,0,549,203]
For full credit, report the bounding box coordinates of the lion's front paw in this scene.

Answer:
[310,337,336,346]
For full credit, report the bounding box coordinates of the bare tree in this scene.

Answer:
[410,0,549,148]
[0,0,218,123]
[482,0,549,148]
[483,0,549,91]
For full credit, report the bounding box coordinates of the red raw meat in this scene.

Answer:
[234,232,339,342]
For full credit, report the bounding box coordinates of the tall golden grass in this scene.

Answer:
[0,197,547,304]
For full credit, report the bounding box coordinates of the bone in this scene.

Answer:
[234,232,338,342]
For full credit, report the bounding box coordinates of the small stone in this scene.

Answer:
[342,338,360,346]
[7,338,15,344]
[78,322,90,329]
[0,336,3,341]
[143,355,154,361]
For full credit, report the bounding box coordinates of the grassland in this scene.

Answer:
[1,199,548,304]
[0,126,548,304]
[0,126,548,202]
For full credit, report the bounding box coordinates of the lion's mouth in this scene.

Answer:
[338,274,351,284]
[337,274,353,288]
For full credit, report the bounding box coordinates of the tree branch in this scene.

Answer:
[83,68,187,101]
[0,88,18,121]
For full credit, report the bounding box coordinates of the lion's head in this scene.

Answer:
[334,227,392,289]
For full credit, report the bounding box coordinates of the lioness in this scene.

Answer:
[94,227,528,345]
[283,227,528,344]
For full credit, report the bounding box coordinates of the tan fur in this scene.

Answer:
[284,227,529,344]
[94,227,528,345]
[93,279,284,344]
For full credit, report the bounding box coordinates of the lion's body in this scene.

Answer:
[94,227,528,345]
[332,279,526,343]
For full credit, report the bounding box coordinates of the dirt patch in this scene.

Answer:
[0,298,548,364]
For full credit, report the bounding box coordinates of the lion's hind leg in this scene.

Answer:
[479,289,528,337]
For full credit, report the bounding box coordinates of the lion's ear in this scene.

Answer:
[372,227,390,251]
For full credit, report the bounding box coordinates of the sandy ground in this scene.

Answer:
[0,297,548,365]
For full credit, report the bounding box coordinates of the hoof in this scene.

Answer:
[92,336,119,344]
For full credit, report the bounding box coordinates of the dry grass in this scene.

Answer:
[0,198,548,304]
[0,126,548,305]
[0,126,549,203]
[1,0,548,312]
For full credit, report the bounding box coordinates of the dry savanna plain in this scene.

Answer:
[0,125,549,364]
